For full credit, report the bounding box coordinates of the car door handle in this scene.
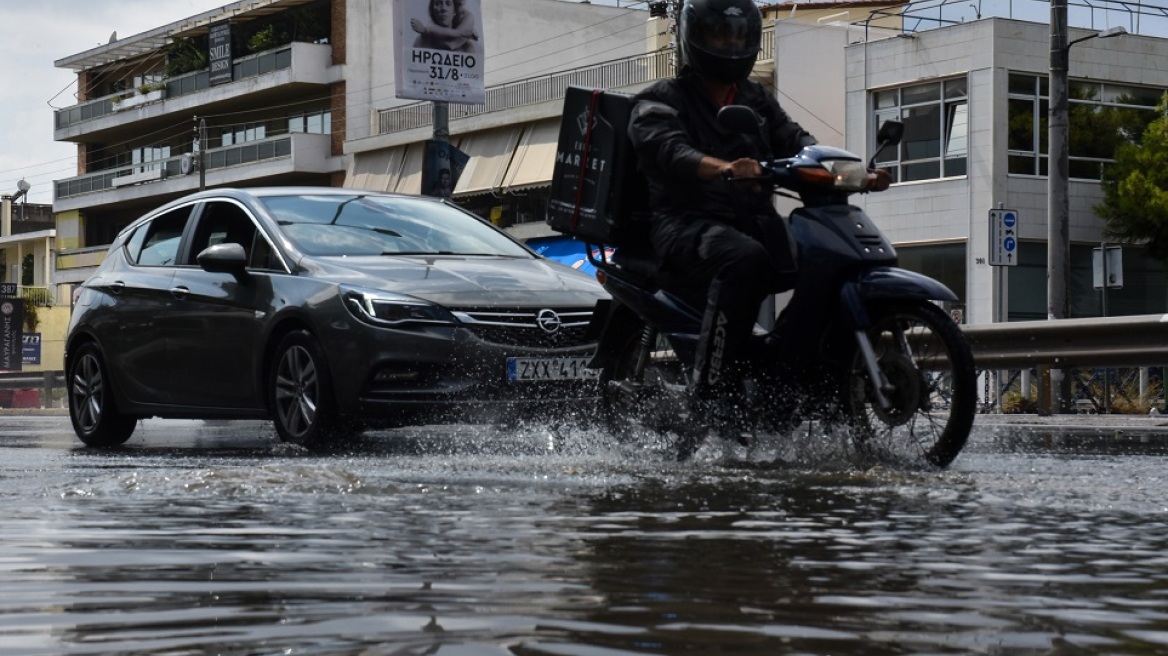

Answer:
[170,286,190,300]
[109,281,125,295]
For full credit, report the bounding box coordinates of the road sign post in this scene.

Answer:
[989,209,1019,267]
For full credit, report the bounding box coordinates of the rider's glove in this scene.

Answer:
[865,168,892,193]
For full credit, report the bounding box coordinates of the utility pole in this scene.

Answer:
[1046,0,1125,412]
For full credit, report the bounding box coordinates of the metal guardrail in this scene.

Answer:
[962,314,1168,369]
[0,372,64,390]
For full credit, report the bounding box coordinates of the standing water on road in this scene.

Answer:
[3,417,1168,654]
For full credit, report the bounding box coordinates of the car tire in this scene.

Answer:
[268,330,343,448]
[68,342,137,447]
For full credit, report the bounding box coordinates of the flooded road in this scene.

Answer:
[3,416,1168,655]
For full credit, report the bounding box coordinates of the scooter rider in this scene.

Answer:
[627,0,817,429]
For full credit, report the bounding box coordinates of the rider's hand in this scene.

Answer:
[866,168,892,192]
[723,158,762,179]
[721,158,764,192]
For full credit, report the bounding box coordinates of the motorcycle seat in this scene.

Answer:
[609,245,706,313]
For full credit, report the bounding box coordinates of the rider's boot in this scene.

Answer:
[689,310,751,446]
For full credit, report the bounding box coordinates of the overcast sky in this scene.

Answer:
[0,0,228,205]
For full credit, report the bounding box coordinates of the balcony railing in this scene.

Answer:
[55,135,294,200]
[375,25,774,136]
[55,46,295,131]
[16,286,52,307]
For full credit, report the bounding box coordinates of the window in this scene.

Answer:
[288,109,332,135]
[185,201,280,270]
[221,122,268,147]
[895,243,967,315]
[1007,73,1164,180]
[128,206,194,267]
[872,78,967,182]
[132,144,171,174]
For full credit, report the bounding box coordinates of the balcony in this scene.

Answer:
[54,132,341,212]
[54,42,335,142]
[16,286,53,307]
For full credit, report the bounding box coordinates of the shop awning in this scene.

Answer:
[453,127,522,195]
[501,119,560,191]
[348,147,407,192]
[393,143,427,196]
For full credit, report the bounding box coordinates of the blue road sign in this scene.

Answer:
[989,208,1020,267]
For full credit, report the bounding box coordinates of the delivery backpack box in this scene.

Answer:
[546,86,648,247]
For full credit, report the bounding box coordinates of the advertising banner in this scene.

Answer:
[393,0,485,104]
[209,20,233,86]
[422,139,470,198]
[0,298,23,372]
[22,333,40,366]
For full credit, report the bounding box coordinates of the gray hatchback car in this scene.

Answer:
[66,187,607,447]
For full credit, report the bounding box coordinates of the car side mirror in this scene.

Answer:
[197,242,250,282]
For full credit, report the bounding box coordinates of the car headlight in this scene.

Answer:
[341,286,457,326]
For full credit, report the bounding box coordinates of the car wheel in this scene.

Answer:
[269,330,342,447]
[68,342,137,447]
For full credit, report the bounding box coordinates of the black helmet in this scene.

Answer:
[679,0,762,83]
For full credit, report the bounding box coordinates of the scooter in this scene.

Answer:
[585,108,976,467]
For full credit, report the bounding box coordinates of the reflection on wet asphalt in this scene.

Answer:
[3,416,1168,655]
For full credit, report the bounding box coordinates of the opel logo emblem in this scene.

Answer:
[536,308,562,334]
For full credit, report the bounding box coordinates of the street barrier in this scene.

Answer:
[961,313,1168,369]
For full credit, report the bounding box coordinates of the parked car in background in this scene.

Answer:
[65,187,607,448]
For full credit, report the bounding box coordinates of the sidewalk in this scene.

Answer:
[6,406,1168,429]
[973,411,1168,451]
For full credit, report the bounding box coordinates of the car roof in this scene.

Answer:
[119,187,448,241]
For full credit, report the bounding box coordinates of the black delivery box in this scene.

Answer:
[546,86,648,246]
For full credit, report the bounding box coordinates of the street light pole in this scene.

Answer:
[1047,0,1126,412]
[1048,0,1070,326]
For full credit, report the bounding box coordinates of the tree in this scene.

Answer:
[1095,95,1168,263]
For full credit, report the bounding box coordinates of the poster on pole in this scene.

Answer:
[393,0,485,104]
[422,139,470,198]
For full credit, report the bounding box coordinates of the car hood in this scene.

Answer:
[302,254,608,307]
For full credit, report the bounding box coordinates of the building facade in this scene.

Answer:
[50,0,1168,329]
[833,17,1168,325]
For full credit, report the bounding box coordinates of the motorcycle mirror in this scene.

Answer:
[717,105,764,137]
[876,120,904,146]
[868,120,905,169]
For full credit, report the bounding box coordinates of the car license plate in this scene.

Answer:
[507,357,598,382]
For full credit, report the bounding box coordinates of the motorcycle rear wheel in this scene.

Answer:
[844,301,976,468]
[600,327,705,460]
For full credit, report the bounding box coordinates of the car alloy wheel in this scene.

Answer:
[68,342,136,447]
[270,330,340,447]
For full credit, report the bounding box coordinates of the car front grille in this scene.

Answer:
[451,306,594,348]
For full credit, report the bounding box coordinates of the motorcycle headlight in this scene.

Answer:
[825,160,868,192]
[341,286,457,327]
[793,159,868,192]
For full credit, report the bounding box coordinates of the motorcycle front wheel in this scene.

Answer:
[600,327,705,460]
[844,301,976,468]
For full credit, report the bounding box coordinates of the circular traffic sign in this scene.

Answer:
[1003,212,1017,228]
[1004,236,1017,251]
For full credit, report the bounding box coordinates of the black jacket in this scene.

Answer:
[627,70,816,224]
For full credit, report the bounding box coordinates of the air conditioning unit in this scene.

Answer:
[180,153,199,175]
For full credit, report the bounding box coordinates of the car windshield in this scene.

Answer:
[260,194,534,258]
